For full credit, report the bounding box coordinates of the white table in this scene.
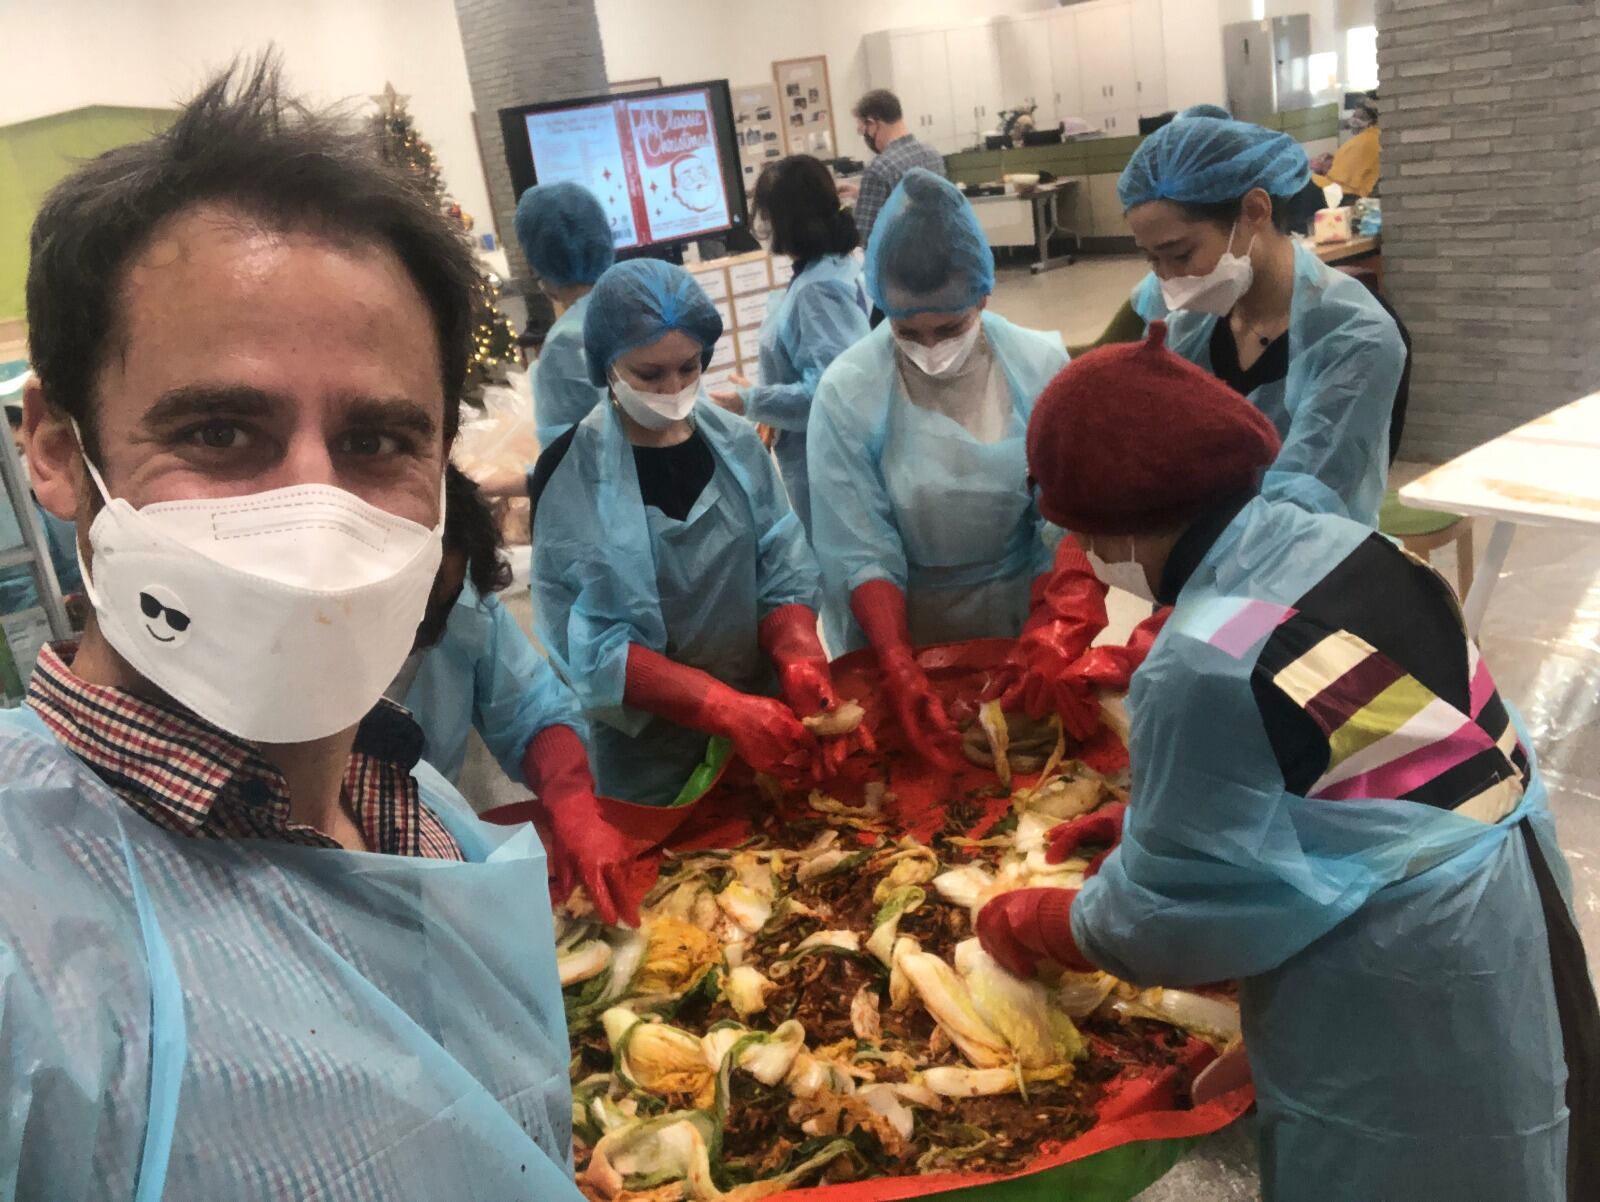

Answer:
[968,181,1082,274]
[1400,391,1600,636]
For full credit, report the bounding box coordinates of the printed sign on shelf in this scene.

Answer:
[729,258,773,296]
[733,291,771,329]
[690,265,730,302]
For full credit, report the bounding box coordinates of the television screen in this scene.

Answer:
[500,81,748,254]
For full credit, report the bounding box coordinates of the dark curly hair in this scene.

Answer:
[445,465,511,598]
[25,53,481,457]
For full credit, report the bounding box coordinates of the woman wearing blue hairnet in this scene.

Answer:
[529,259,870,807]
[808,168,1105,771]
[708,155,870,538]
[514,182,615,446]
[1119,116,1405,526]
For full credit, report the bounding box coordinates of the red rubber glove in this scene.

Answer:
[759,604,876,778]
[1061,607,1172,693]
[987,538,1108,722]
[1045,801,1127,877]
[851,579,964,773]
[624,644,818,781]
[976,887,1095,977]
[522,726,643,928]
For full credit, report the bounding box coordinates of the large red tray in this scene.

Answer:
[486,639,1251,1201]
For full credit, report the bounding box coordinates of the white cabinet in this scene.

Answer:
[865,0,1170,151]
[1075,3,1138,120]
[1045,10,1083,127]
[946,24,1001,151]
[1131,0,1168,115]
[873,30,955,153]
[995,13,1057,124]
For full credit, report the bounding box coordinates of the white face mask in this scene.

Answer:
[1088,539,1156,603]
[77,445,443,744]
[1160,222,1255,317]
[895,317,982,379]
[612,373,700,431]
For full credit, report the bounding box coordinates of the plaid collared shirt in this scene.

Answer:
[26,642,463,860]
[852,134,949,244]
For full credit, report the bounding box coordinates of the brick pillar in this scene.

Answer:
[451,0,609,283]
[1377,0,1600,462]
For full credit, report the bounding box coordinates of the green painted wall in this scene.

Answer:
[0,106,175,322]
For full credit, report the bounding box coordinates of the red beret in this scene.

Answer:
[1027,322,1282,535]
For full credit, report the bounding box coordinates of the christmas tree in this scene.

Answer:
[370,83,518,401]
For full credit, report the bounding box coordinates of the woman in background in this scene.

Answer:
[1119,116,1405,525]
[514,181,615,446]
[530,260,866,807]
[710,155,869,537]
[808,169,1102,771]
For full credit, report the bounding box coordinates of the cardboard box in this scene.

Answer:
[733,290,771,329]
[1314,207,1352,245]
[690,264,730,303]
[710,335,737,370]
[728,257,773,296]
[713,298,733,329]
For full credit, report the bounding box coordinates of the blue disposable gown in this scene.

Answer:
[0,501,82,614]
[1073,486,1570,1201]
[1129,272,1167,324]
[807,313,1068,653]
[534,291,607,446]
[403,581,586,785]
[1164,243,1404,526]
[533,399,821,806]
[740,254,870,537]
[0,705,582,1202]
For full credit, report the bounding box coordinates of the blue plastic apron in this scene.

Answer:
[0,706,583,1202]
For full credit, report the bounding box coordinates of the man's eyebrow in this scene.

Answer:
[1151,236,1189,253]
[145,385,283,425]
[143,387,439,439]
[338,396,439,438]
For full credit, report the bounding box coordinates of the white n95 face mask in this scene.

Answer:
[1088,540,1156,604]
[1160,222,1255,317]
[77,449,443,744]
[896,318,983,379]
[612,374,700,431]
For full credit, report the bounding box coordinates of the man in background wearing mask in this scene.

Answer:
[979,325,1599,1202]
[2,60,585,1200]
[847,88,946,251]
[808,169,1108,772]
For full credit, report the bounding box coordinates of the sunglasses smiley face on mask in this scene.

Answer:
[138,588,192,646]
